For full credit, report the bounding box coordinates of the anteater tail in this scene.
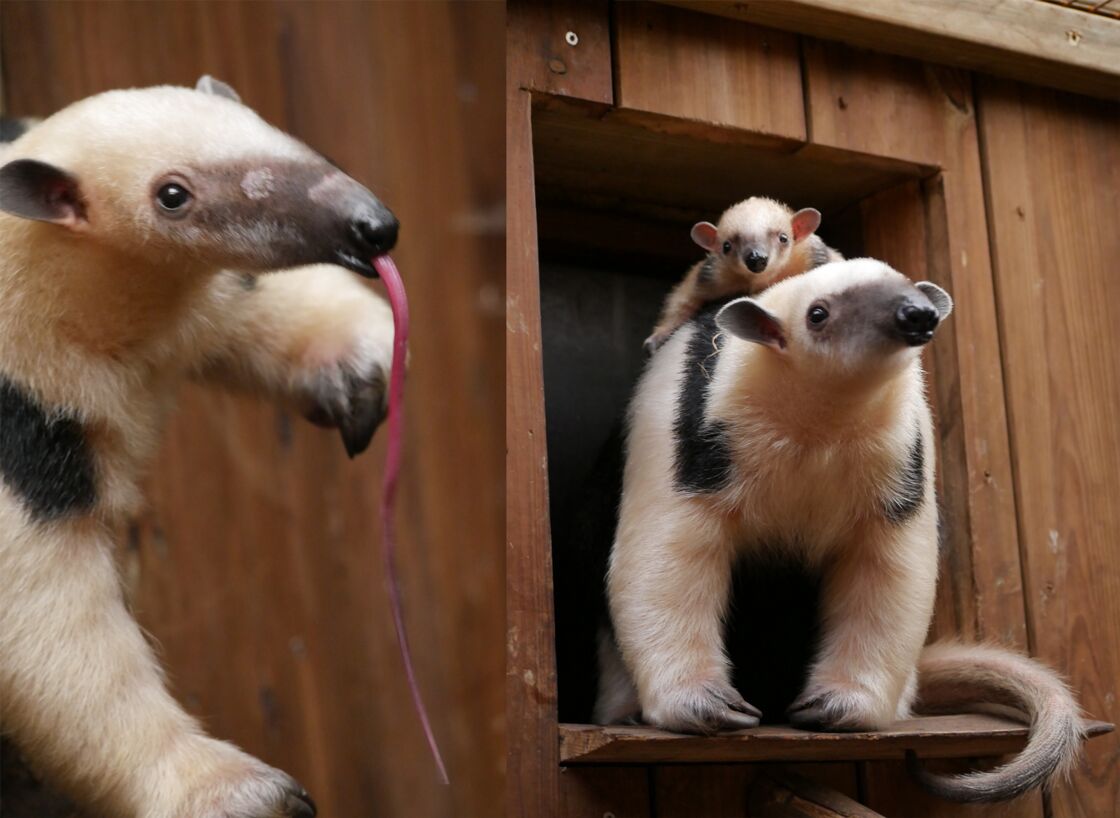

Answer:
[907,641,1084,802]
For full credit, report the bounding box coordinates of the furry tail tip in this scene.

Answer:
[905,641,1086,803]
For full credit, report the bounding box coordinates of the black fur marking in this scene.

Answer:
[696,256,717,285]
[0,117,30,143]
[673,302,734,494]
[0,376,96,521]
[883,427,924,523]
[807,237,832,270]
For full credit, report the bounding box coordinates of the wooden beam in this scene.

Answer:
[659,0,1120,99]
[750,769,886,818]
[558,716,1114,764]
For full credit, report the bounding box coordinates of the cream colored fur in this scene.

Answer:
[645,197,842,351]
[604,259,1085,802]
[0,88,393,817]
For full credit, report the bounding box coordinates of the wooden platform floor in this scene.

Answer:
[560,714,1114,765]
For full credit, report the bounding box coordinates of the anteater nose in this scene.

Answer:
[896,303,939,335]
[745,251,768,273]
[351,212,399,257]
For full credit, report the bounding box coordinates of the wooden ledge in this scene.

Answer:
[559,715,1114,765]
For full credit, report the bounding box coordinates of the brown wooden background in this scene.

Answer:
[0,3,504,817]
[507,2,1119,816]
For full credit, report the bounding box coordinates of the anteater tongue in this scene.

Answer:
[371,255,449,785]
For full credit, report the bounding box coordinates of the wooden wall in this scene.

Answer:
[977,77,1120,817]
[0,3,505,817]
[508,2,1117,816]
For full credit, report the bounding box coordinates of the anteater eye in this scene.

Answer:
[156,183,192,213]
[779,233,789,244]
[722,241,732,254]
[808,304,829,325]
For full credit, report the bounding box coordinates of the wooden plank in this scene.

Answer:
[559,767,652,818]
[658,0,1120,99]
[614,2,806,139]
[749,769,884,818]
[655,765,761,817]
[802,39,969,167]
[1,3,505,817]
[508,0,612,103]
[977,74,1120,818]
[655,764,864,818]
[531,97,928,230]
[506,76,560,817]
[559,717,1112,765]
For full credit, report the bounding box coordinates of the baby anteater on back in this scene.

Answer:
[644,196,842,353]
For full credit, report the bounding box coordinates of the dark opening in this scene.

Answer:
[534,101,929,723]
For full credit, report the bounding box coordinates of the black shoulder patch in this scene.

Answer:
[0,376,96,521]
[673,302,734,493]
[0,117,32,144]
[696,255,718,285]
[883,427,924,523]
[807,237,833,270]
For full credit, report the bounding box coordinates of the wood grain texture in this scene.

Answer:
[0,3,504,817]
[506,79,559,818]
[507,0,613,104]
[559,766,652,818]
[655,764,861,817]
[531,98,924,229]
[559,717,1112,764]
[977,75,1120,818]
[613,2,806,139]
[749,769,884,818]
[659,0,1120,99]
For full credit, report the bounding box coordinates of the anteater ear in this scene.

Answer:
[196,75,242,103]
[690,221,720,253]
[0,159,87,229]
[790,208,821,242]
[915,281,953,320]
[716,297,787,351]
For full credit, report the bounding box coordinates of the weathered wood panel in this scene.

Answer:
[656,764,861,817]
[506,75,560,818]
[559,767,651,818]
[507,0,613,104]
[978,75,1120,818]
[1,3,504,817]
[750,768,882,818]
[658,0,1120,99]
[560,717,1112,764]
[614,2,806,140]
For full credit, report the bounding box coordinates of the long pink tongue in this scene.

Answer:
[371,254,449,785]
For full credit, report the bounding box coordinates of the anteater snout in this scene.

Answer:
[895,301,939,345]
[350,210,399,258]
[745,250,768,273]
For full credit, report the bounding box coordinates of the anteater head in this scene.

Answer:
[692,197,821,282]
[0,76,396,278]
[715,258,952,383]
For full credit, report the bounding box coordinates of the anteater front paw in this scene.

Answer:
[787,682,887,732]
[644,680,762,734]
